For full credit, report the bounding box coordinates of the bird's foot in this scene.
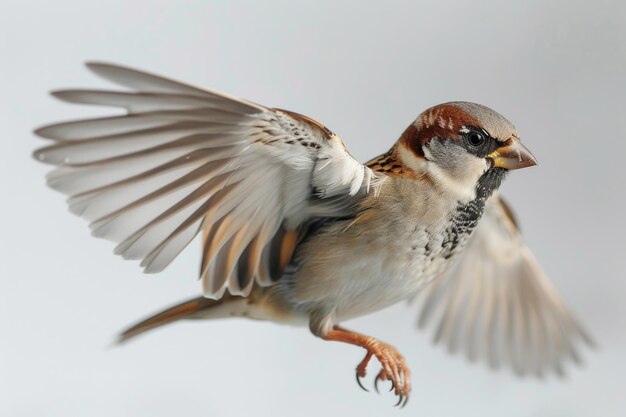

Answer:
[359,340,410,407]
[324,326,411,407]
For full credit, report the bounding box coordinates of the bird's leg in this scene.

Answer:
[323,325,411,406]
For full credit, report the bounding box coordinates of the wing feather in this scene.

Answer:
[85,62,264,113]
[34,63,382,298]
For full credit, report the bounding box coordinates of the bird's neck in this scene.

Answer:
[440,167,508,257]
[366,146,507,232]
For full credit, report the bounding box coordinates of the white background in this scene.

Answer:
[1,1,625,416]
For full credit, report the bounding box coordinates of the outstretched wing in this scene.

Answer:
[415,196,593,377]
[34,63,383,299]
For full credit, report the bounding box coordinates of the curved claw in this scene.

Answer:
[355,372,369,392]
[374,370,395,394]
[394,394,404,407]
[400,395,409,408]
[374,373,382,393]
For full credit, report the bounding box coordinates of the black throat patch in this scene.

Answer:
[440,167,508,258]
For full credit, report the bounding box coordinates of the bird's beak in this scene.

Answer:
[487,139,537,170]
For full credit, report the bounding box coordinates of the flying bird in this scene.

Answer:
[34,63,592,406]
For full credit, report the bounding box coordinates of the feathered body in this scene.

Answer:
[271,169,499,332]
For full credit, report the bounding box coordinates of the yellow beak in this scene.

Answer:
[487,140,538,170]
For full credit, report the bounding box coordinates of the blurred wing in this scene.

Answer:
[34,62,382,299]
[415,196,593,377]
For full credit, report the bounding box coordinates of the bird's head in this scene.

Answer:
[396,101,537,201]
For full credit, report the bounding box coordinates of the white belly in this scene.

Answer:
[282,220,465,322]
[273,175,480,326]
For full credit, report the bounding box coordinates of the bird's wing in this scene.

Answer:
[414,196,593,377]
[34,63,384,299]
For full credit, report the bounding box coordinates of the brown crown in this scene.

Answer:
[399,104,481,157]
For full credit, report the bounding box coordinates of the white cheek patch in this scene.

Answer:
[397,140,491,203]
[423,141,489,203]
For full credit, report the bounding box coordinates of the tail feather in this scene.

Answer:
[117,296,225,344]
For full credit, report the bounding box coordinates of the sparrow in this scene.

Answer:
[34,63,592,406]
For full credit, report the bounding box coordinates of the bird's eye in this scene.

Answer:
[466,131,485,148]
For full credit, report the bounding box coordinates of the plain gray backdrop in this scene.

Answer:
[1,1,625,416]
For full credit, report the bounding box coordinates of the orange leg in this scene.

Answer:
[323,326,411,407]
